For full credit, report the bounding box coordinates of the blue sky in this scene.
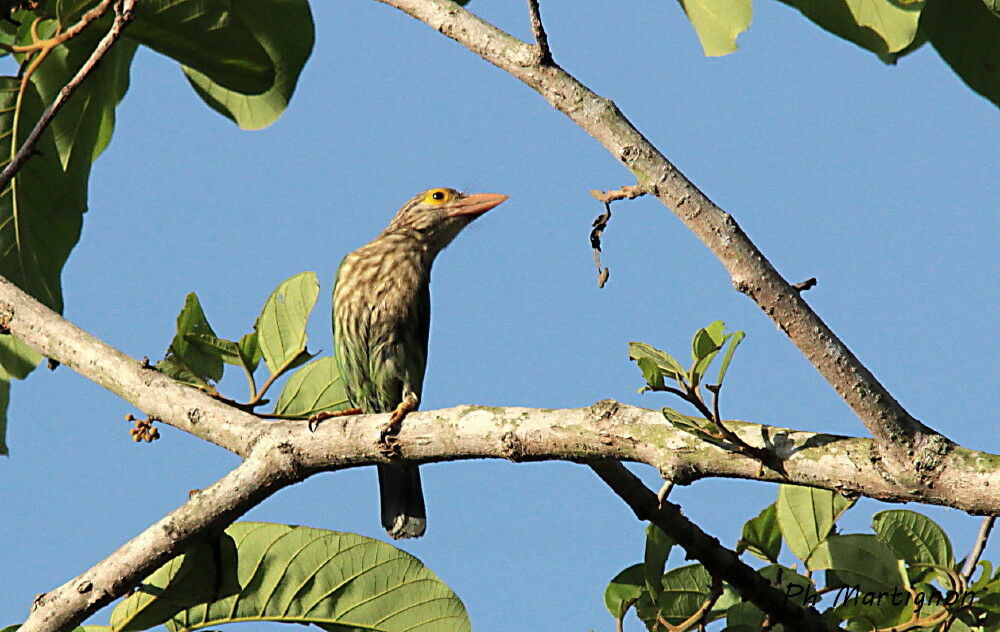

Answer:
[1,1,997,631]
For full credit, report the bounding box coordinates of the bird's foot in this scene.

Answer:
[378,400,415,458]
[307,408,362,432]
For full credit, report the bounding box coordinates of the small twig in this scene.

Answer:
[792,278,818,293]
[961,516,996,581]
[590,185,648,204]
[587,461,833,631]
[0,0,137,193]
[525,0,551,65]
[590,202,611,288]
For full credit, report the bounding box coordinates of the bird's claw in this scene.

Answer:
[307,408,362,432]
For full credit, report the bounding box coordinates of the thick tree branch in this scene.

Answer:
[590,461,832,631]
[0,274,996,517]
[0,0,138,192]
[3,274,998,632]
[372,0,948,480]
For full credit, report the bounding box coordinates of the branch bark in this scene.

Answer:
[372,0,949,482]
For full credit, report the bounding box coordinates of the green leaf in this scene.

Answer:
[714,330,744,386]
[126,0,274,95]
[921,0,1000,108]
[738,503,782,563]
[815,534,904,592]
[677,0,751,56]
[272,356,349,417]
[644,524,674,600]
[759,564,817,606]
[775,484,854,567]
[162,293,223,383]
[637,563,712,627]
[691,321,725,362]
[0,76,85,313]
[29,18,137,170]
[238,330,261,372]
[110,536,238,632]
[0,366,10,455]
[603,563,645,619]
[776,0,923,62]
[636,356,664,390]
[0,334,40,380]
[257,271,318,373]
[871,509,954,570]
[726,601,764,630]
[628,341,687,382]
[182,0,314,129]
[185,333,243,366]
[111,522,470,632]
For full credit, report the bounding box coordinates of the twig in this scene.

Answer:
[961,516,996,581]
[591,185,648,204]
[0,0,138,193]
[587,460,834,631]
[792,278,817,293]
[590,202,611,288]
[376,0,947,478]
[525,0,551,65]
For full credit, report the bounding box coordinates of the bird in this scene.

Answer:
[331,187,508,539]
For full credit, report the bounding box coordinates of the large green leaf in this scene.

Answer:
[922,0,1000,108]
[257,271,318,373]
[125,0,274,94]
[775,484,854,568]
[871,509,953,567]
[814,534,904,592]
[603,563,644,619]
[677,0,751,57]
[272,356,349,416]
[182,0,314,129]
[112,522,470,632]
[31,18,137,170]
[0,76,84,313]
[0,334,40,380]
[776,0,923,62]
[636,563,712,627]
[643,524,675,600]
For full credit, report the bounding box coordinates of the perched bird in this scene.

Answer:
[332,187,508,539]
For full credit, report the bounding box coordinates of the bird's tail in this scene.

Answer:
[377,464,426,539]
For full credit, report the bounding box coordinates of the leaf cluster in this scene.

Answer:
[156,271,348,419]
[606,485,1000,631]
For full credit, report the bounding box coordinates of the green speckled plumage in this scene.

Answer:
[332,188,507,539]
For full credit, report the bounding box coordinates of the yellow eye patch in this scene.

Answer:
[423,188,454,204]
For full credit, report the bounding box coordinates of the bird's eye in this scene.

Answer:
[423,188,452,204]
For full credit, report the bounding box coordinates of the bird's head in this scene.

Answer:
[385,187,508,253]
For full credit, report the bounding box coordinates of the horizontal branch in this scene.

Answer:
[0,274,996,516]
[373,0,948,479]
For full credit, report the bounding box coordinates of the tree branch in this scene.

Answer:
[0,273,996,517]
[19,443,301,632]
[372,0,948,480]
[0,0,138,193]
[589,461,833,631]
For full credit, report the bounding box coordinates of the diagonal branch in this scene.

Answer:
[589,461,833,631]
[372,0,949,480]
[18,443,301,632]
[0,0,138,193]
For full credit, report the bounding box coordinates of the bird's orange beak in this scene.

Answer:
[446,193,508,218]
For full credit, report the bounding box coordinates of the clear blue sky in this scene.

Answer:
[2,1,997,631]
